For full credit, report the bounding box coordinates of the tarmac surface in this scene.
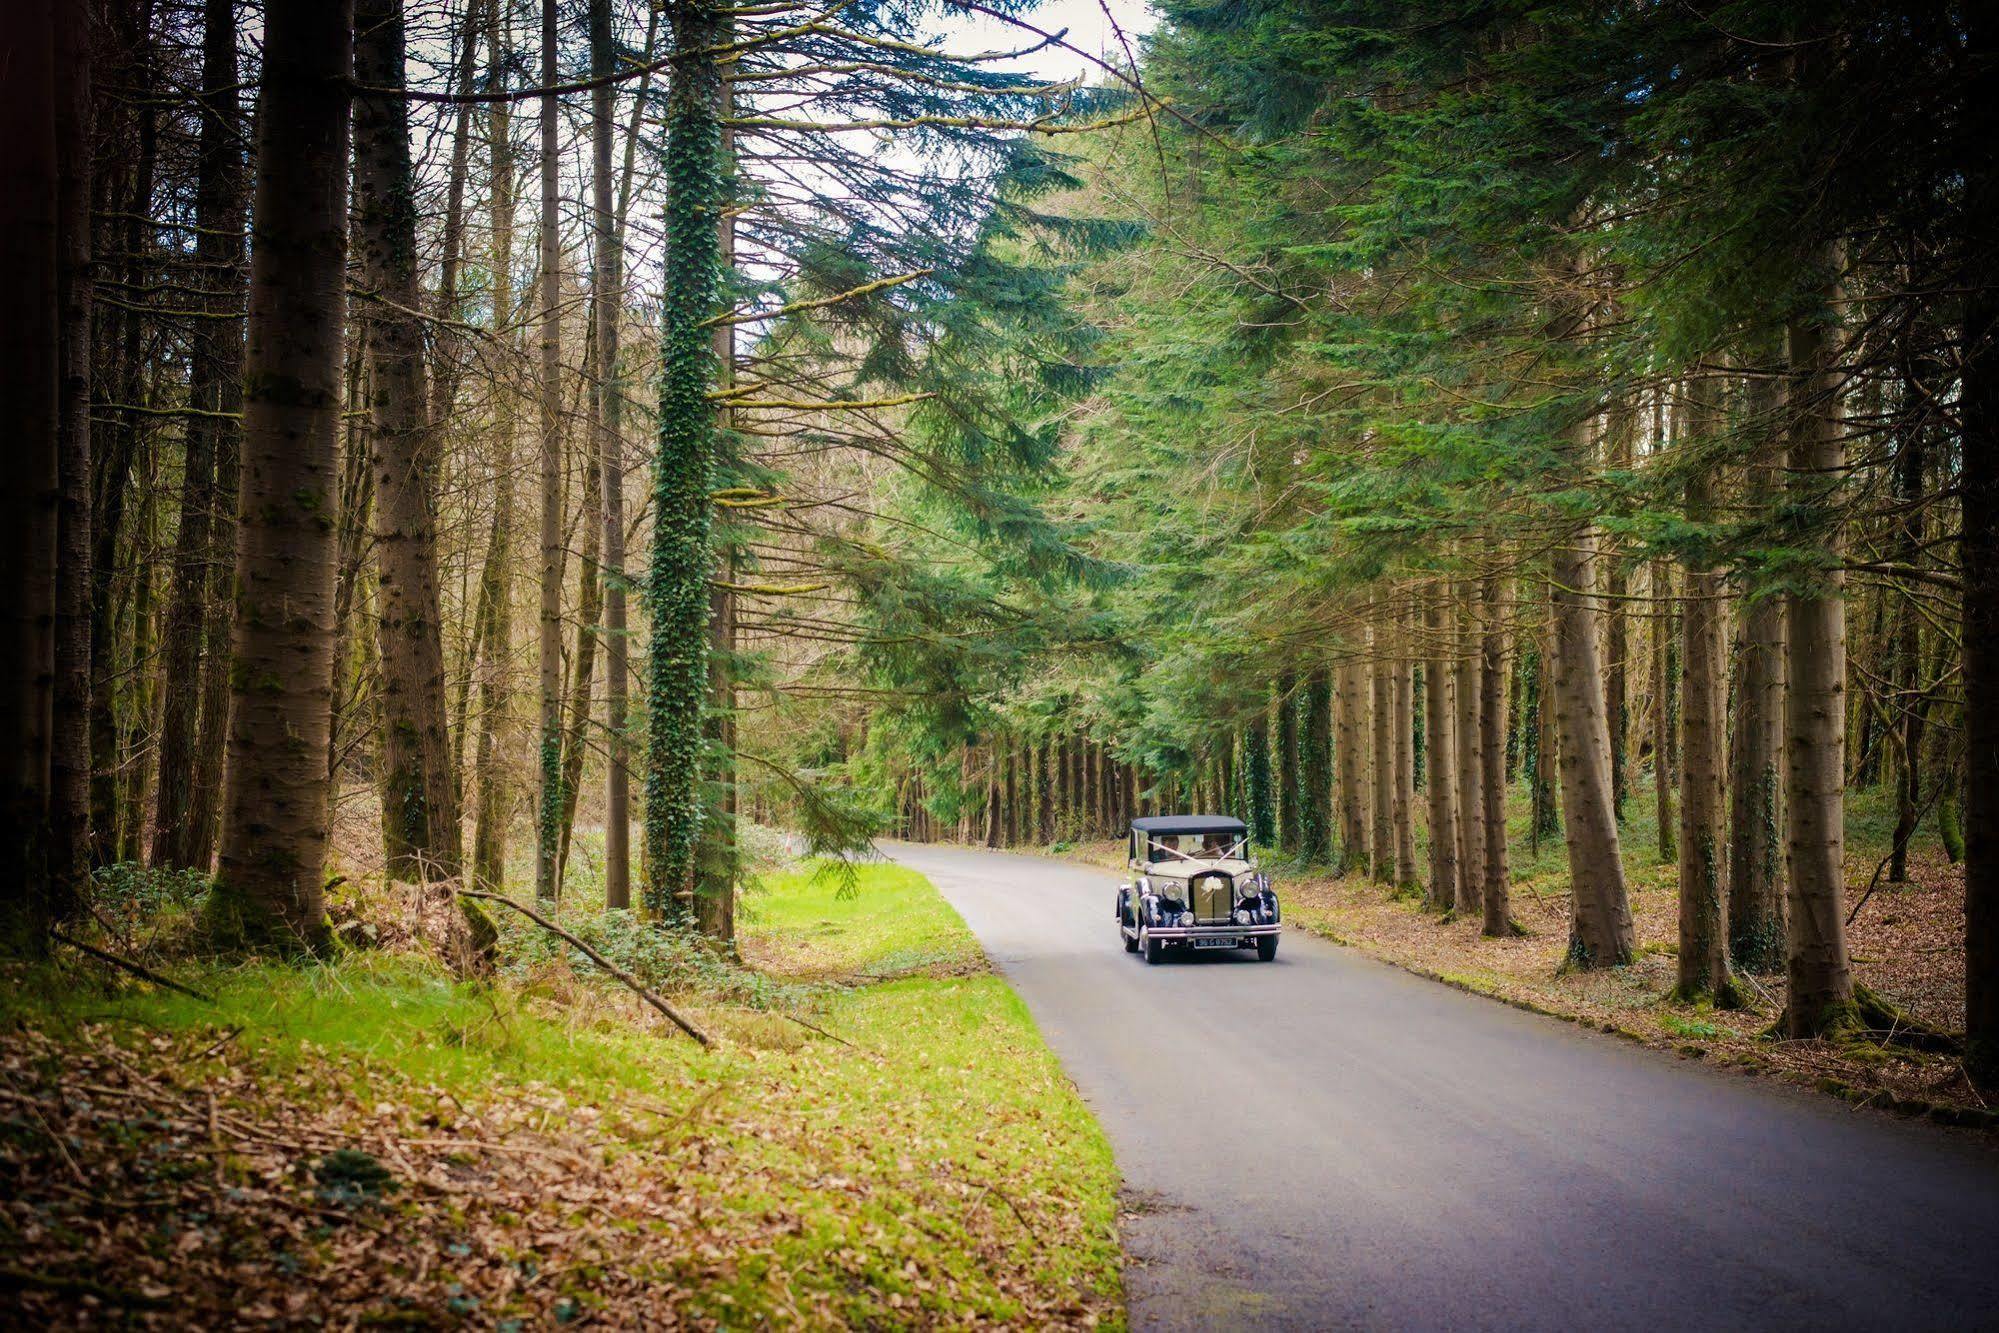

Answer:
[886,840,1999,1331]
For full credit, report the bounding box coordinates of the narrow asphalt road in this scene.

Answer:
[884,841,1999,1331]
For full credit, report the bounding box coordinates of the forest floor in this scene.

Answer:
[1065,778,1989,1128]
[0,857,1122,1328]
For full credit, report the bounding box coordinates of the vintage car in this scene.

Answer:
[1116,815,1280,963]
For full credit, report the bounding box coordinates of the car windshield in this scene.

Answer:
[1147,832,1244,862]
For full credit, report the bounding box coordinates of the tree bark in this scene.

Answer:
[51,0,95,920]
[643,0,726,917]
[1963,9,1999,1088]
[0,0,62,951]
[1393,627,1418,887]
[1422,589,1459,910]
[1453,583,1484,916]
[1245,714,1274,848]
[1551,420,1635,968]
[1728,360,1787,972]
[591,0,633,909]
[1651,558,1677,861]
[1276,675,1301,854]
[1335,659,1368,873]
[208,0,354,954]
[1301,667,1333,863]
[471,5,516,892]
[533,0,565,901]
[1781,263,1856,1036]
[1479,576,1512,934]
[1677,449,1730,1000]
[355,0,463,884]
[1370,630,1394,884]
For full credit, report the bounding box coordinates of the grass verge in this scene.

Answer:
[0,862,1121,1327]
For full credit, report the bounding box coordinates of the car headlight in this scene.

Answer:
[1179,911,1195,927]
[1233,909,1250,926]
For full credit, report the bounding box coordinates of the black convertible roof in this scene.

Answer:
[1130,814,1247,835]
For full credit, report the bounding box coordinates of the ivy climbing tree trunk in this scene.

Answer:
[643,0,726,920]
[208,0,354,954]
[1244,715,1274,848]
[695,59,738,942]
[1781,260,1856,1036]
[354,0,462,884]
[1300,667,1332,863]
[1275,676,1301,854]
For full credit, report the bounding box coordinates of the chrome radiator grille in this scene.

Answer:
[1188,871,1235,925]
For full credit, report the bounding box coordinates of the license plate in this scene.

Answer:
[1193,937,1237,949]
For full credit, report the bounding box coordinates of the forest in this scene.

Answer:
[3,0,1998,1324]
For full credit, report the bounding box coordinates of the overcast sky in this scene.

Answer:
[940,0,1159,87]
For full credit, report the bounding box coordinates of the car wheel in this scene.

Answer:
[1256,935,1278,963]
[1143,929,1164,965]
[1123,930,1139,953]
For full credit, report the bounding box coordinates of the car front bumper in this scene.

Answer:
[1145,923,1280,942]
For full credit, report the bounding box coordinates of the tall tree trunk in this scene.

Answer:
[1531,624,1560,848]
[1651,559,1677,861]
[1887,419,1929,884]
[471,7,516,892]
[0,0,62,951]
[533,0,565,901]
[591,0,634,909]
[1479,576,1512,935]
[90,1,158,865]
[1300,667,1332,863]
[1245,712,1274,848]
[1728,354,1787,972]
[1677,443,1731,1001]
[643,0,725,918]
[1393,629,1418,887]
[1335,659,1368,873]
[1604,404,1633,822]
[1551,417,1635,968]
[1962,9,1999,1087]
[1422,589,1459,911]
[556,435,603,892]
[1276,676,1301,854]
[1370,628,1395,884]
[208,0,353,954]
[355,0,463,884]
[51,0,95,919]
[1453,584,1484,917]
[695,57,738,940]
[1781,262,1855,1036]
